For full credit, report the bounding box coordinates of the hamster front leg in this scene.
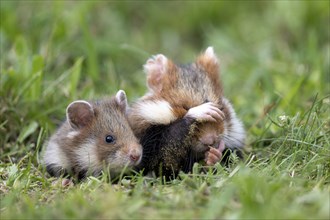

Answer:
[205,139,225,166]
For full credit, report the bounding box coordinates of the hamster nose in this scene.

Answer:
[129,150,141,163]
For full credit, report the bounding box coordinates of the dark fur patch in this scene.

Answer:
[136,116,200,179]
[46,164,70,177]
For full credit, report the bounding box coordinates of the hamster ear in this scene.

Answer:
[143,54,175,93]
[115,90,128,112]
[196,46,220,78]
[66,100,94,129]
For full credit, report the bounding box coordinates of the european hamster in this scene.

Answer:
[42,90,142,180]
[128,47,245,179]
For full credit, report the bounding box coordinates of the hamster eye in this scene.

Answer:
[105,135,115,144]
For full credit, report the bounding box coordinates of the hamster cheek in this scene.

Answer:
[96,137,121,164]
[193,141,209,153]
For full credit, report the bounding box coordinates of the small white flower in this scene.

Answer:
[278,115,290,125]
[323,98,330,104]
[279,115,288,121]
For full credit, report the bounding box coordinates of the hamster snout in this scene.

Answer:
[129,146,142,165]
[197,122,223,148]
[199,132,218,146]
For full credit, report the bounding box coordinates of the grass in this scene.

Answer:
[0,1,329,219]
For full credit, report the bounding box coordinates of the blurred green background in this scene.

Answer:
[0,1,329,219]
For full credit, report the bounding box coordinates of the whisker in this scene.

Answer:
[223,129,246,135]
[221,134,245,148]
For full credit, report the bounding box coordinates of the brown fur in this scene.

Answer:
[129,48,231,153]
[196,52,222,95]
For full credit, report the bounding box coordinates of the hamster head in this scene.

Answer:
[66,90,142,176]
[143,47,234,153]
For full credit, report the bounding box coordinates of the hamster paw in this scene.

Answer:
[186,102,225,123]
[205,140,225,165]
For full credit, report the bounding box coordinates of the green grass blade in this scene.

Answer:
[69,57,84,99]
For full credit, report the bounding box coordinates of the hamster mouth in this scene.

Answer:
[133,157,142,166]
[193,142,210,153]
[193,137,225,153]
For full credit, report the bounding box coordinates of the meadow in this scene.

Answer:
[0,1,329,219]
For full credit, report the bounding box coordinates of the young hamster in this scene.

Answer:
[128,47,245,179]
[42,90,142,180]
